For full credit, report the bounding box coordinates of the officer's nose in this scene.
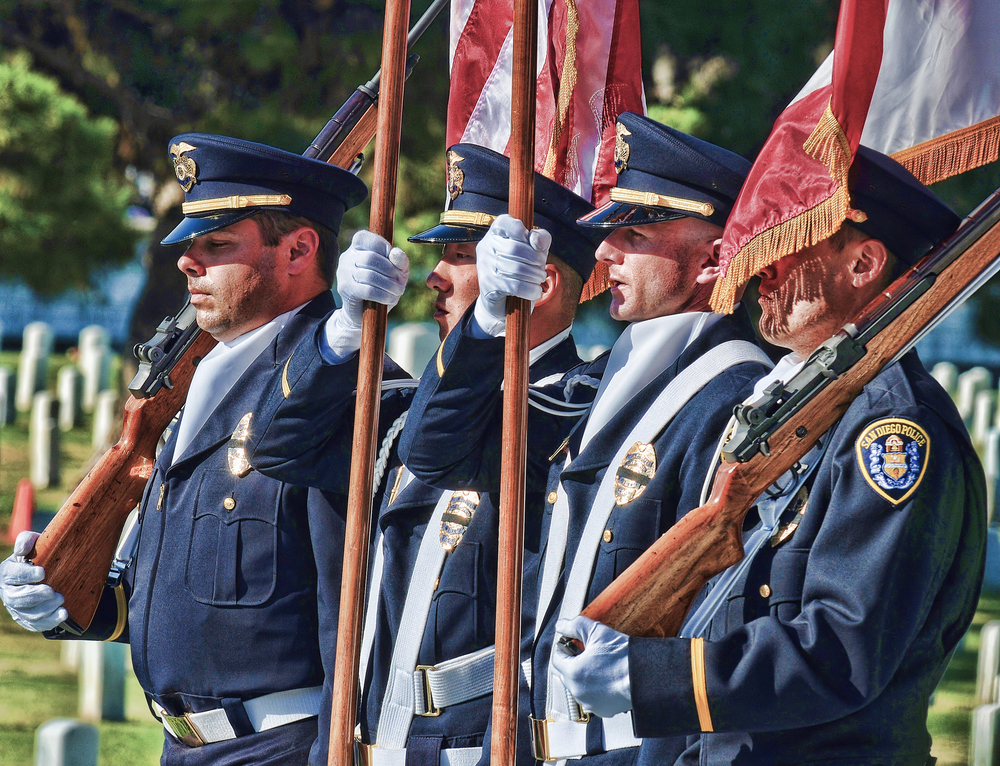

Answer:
[426,262,451,293]
[595,237,624,265]
[177,247,207,277]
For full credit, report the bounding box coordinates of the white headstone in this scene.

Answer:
[57,367,82,432]
[978,621,1000,706]
[388,322,440,378]
[61,641,82,671]
[80,345,110,415]
[16,349,47,413]
[970,702,1000,766]
[974,391,996,448]
[92,390,119,451]
[0,366,14,425]
[34,718,98,766]
[79,642,126,722]
[986,430,1000,522]
[23,321,54,356]
[958,367,992,424]
[29,392,59,489]
[931,361,959,396]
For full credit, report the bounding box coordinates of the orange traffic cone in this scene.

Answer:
[6,478,35,545]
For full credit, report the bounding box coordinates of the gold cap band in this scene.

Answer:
[182,193,293,215]
[608,186,715,218]
[439,210,497,228]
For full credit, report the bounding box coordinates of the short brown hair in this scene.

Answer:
[251,210,340,286]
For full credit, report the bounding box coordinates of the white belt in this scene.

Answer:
[531,712,641,762]
[155,686,322,747]
[355,741,482,766]
[414,645,495,716]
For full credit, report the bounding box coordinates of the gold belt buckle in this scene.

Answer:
[530,717,553,762]
[414,665,441,717]
[354,737,374,766]
[162,712,206,747]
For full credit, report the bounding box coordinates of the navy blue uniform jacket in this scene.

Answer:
[629,353,986,766]
[63,292,413,766]
[401,307,770,766]
[361,334,582,762]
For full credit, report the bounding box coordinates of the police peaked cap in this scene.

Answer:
[161,133,369,245]
[847,145,961,266]
[579,112,751,229]
[409,143,607,282]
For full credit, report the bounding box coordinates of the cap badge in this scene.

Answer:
[169,142,199,192]
[447,149,466,201]
[614,123,632,174]
[614,441,656,505]
[440,490,480,551]
[227,412,253,477]
[855,417,930,505]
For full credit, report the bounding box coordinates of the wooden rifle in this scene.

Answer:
[30,0,447,634]
[578,184,1000,640]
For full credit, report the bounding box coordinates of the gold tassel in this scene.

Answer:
[542,0,579,180]
[579,260,610,303]
[711,98,855,314]
[710,183,852,314]
[891,115,1000,186]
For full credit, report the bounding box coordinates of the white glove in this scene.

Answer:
[325,230,410,361]
[472,214,551,337]
[0,531,68,632]
[552,615,632,719]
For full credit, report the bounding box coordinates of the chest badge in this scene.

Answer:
[770,485,809,547]
[614,441,656,506]
[227,412,253,477]
[440,491,480,551]
[855,417,930,506]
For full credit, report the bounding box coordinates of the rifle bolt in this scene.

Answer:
[795,426,808,438]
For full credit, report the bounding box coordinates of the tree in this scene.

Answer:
[0,50,136,293]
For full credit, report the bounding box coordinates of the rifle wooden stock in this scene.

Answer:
[31,331,217,632]
[582,203,1000,639]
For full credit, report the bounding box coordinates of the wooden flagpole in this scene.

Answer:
[327,0,411,762]
[490,0,537,762]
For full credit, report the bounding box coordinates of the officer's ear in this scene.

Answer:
[694,238,723,286]
[533,262,561,308]
[283,226,321,276]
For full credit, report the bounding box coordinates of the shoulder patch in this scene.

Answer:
[855,417,930,506]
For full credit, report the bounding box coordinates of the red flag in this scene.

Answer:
[712,0,1000,314]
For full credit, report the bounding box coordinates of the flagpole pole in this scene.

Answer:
[491,0,537,762]
[327,0,411,762]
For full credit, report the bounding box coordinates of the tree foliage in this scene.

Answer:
[0,50,136,292]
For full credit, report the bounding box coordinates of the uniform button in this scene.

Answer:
[603,529,613,543]
[547,491,558,504]
[759,584,771,598]
[433,577,440,590]
[223,497,236,511]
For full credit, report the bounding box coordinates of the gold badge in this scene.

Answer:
[614,441,656,506]
[770,485,809,547]
[447,149,465,200]
[439,491,480,551]
[170,141,199,192]
[855,417,930,506]
[614,123,632,175]
[227,412,253,477]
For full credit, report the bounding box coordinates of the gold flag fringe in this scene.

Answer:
[891,115,1000,186]
[579,259,610,302]
[710,98,854,314]
[542,0,579,180]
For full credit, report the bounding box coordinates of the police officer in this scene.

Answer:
[552,147,987,766]
[0,133,411,766]
[400,113,773,765]
[356,144,607,766]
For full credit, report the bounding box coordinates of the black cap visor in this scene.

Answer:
[408,222,489,244]
[161,210,258,246]
[578,201,686,229]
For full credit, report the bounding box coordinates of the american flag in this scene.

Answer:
[446,0,646,210]
[712,0,1000,314]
